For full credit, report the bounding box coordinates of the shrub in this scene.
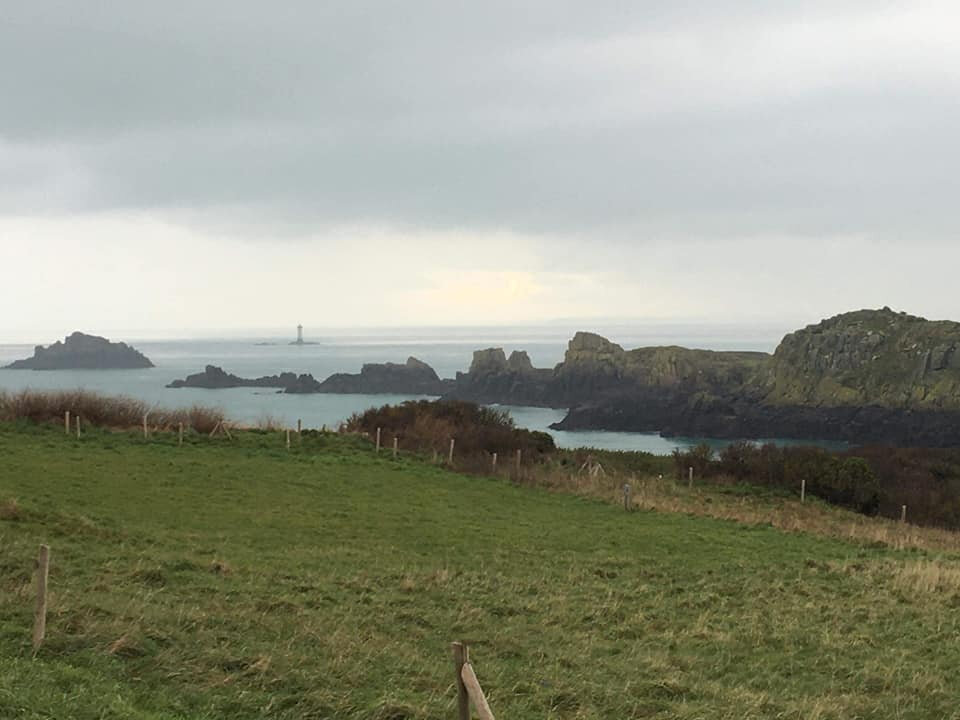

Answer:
[345,400,555,461]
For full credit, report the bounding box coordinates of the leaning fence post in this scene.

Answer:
[448,438,455,465]
[75,415,81,440]
[178,422,184,447]
[286,429,291,450]
[451,642,470,720]
[143,414,149,439]
[376,427,382,453]
[623,483,632,511]
[64,411,70,435]
[801,478,806,503]
[393,437,398,458]
[491,452,497,472]
[297,418,302,441]
[33,544,50,651]
[901,505,907,524]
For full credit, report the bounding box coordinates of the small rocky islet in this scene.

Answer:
[3,331,154,370]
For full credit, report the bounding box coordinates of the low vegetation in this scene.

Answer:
[345,399,555,469]
[672,442,960,530]
[3,420,960,718]
[0,389,224,433]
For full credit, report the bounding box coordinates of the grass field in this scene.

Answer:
[2,422,960,719]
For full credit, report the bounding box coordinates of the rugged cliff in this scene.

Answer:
[4,332,154,370]
[764,307,960,410]
[548,308,960,445]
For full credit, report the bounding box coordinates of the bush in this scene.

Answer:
[344,400,555,461]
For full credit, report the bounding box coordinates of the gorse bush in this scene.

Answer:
[0,390,223,433]
[345,400,555,461]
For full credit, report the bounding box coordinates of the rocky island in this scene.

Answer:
[167,357,450,395]
[166,365,322,393]
[4,332,154,370]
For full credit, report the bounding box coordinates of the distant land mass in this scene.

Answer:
[166,308,960,446]
[3,332,154,370]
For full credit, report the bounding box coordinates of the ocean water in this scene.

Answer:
[0,324,825,454]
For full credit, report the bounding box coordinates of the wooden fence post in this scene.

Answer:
[297,418,302,441]
[901,505,907,524]
[801,478,806,503]
[393,437,398,458]
[688,466,693,489]
[286,429,291,450]
[376,427,382,453]
[33,544,50,651]
[491,452,497,472]
[516,449,522,472]
[623,483,632,512]
[64,411,70,435]
[75,416,81,440]
[178,422,184,447]
[451,642,470,720]
[448,438,455,465]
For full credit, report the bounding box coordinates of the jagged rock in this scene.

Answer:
[507,350,534,373]
[4,332,154,370]
[469,348,509,375]
[317,357,450,395]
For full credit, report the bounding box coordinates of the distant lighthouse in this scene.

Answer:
[295,324,304,345]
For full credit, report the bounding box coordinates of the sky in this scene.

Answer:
[2,2,960,342]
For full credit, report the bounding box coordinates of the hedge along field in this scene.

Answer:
[2,422,960,719]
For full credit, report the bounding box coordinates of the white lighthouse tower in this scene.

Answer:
[295,324,304,345]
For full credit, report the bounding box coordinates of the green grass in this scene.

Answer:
[2,423,960,719]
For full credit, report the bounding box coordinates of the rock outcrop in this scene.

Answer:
[447,308,960,446]
[316,357,451,395]
[763,307,960,410]
[167,357,447,395]
[546,309,960,445]
[4,332,154,370]
[167,365,322,393]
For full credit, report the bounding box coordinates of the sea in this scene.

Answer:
[0,324,837,455]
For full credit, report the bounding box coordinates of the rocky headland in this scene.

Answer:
[165,308,960,446]
[4,332,154,370]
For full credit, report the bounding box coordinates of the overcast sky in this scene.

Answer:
[2,2,959,341]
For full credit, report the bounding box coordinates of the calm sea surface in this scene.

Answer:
[0,325,837,454]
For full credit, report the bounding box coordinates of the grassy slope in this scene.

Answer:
[1,424,960,719]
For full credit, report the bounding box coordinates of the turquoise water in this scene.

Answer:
[0,326,835,454]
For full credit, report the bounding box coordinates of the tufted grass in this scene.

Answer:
[2,422,960,719]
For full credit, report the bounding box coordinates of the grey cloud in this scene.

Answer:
[2,1,958,241]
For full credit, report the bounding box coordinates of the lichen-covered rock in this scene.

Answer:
[4,332,154,370]
[765,308,960,409]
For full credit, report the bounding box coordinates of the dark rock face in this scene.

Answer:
[446,309,960,447]
[167,358,446,395]
[167,365,321,393]
[4,332,154,370]
[316,357,451,395]
[448,348,554,406]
